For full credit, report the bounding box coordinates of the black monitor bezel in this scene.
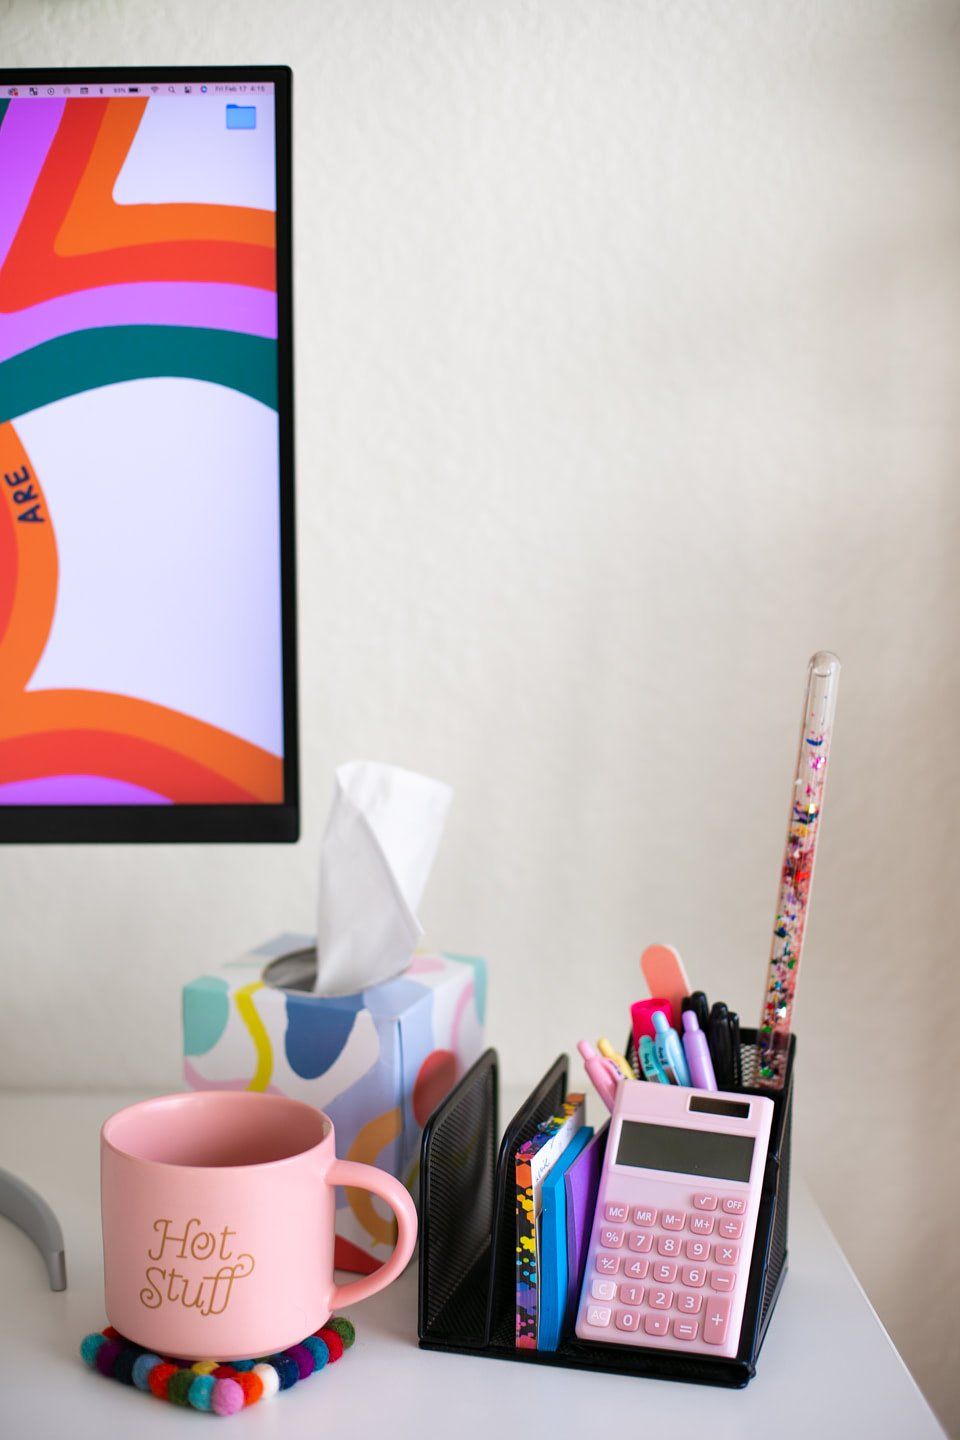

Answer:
[0,65,298,843]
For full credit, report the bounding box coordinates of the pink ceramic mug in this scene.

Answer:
[100,1090,418,1360]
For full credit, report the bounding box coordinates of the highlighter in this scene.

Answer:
[652,1010,691,1087]
[597,1037,635,1082]
[638,1036,669,1084]
[681,1011,717,1091]
[577,1040,619,1113]
[631,997,673,1049]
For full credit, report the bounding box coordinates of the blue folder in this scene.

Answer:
[537,1125,594,1351]
[226,104,257,130]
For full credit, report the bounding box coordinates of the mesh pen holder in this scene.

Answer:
[418,1028,794,1388]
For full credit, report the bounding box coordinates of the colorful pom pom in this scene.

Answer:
[252,1361,280,1400]
[167,1370,194,1407]
[211,1377,245,1416]
[94,1339,122,1377]
[265,1353,298,1389]
[132,1353,162,1390]
[82,1318,354,1414]
[317,1327,344,1362]
[112,1347,139,1385]
[325,1316,356,1349]
[304,1335,329,1370]
[285,1343,314,1379]
[148,1361,178,1400]
[235,1371,264,1405]
[188,1373,215,1411]
[80,1333,106,1368]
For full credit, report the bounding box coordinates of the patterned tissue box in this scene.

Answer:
[183,935,486,1273]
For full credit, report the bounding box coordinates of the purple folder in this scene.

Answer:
[563,1124,606,1323]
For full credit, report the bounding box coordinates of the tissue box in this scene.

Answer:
[182,935,486,1273]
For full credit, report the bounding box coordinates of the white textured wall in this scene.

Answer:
[2,0,959,1428]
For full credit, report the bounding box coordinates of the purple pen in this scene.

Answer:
[682,1011,717,1091]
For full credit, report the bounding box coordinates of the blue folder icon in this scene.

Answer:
[226,104,256,130]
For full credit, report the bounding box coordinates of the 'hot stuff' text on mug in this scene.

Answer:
[140,1217,255,1318]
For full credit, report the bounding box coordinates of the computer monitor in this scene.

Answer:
[0,66,297,842]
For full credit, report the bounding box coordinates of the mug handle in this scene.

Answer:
[326,1159,418,1309]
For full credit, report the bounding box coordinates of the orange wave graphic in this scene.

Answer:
[0,419,283,803]
[0,99,274,310]
[56,98,276,256]
[0,422,57,694]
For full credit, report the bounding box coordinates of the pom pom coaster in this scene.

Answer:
[80,1316,356,1417]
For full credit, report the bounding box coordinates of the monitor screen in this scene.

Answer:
[0,68,297,842]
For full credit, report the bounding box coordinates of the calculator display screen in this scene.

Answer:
[615,1121,755,1182]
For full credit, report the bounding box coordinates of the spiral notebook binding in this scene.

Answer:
[418,1029,794,1388]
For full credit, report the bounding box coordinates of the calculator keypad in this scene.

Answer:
[579,1190,750,1354]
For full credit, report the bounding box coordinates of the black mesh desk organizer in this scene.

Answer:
[418,1029,794,1388]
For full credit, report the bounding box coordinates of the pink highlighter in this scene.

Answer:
[630,998,673,1051]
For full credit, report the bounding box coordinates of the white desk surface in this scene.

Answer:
[0,1090,945,1440]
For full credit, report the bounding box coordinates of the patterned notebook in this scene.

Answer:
[515,1094,585,1349]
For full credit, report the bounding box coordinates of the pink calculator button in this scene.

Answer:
[628,1231,653,1253]
[689,1214,715,1235]
[644,1313,670,1336]
[657,1235,681,1256]
[703,1296,732,1345]
[615,1308,642,1332]
[619,1283,644,1305]
[596,1254,621,1275]
[722,1197,746,1214]
[678,1291,703,1313]
[693,1193,718,1210]
[710,1269,735,1292]
[591,1278,616,1301]
[648,1287,673,1310]
[714,1243,739,1266]
[661,1210,685,1230]
[673,1318,699,1342]
[651,1262,678,1283]
[586,1304,612,1327]
[633,1207,657,1226]
[600,1227,625,1249]
[718,1217,744,1239]
[624,1257,649,1279]
[685,1238,709,1261]
[605,1203,629,1223]
[681,1264,706,1288]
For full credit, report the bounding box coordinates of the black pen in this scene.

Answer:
[682,991,710,1030]
[728,1011,741,1089]
[707,1003,732,1089]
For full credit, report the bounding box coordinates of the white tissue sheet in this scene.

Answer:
[313,761,453,996]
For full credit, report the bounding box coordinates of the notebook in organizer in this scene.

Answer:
[515,1094,584,1349]
[537,1125,594,1351]
[563,1123,605,1326]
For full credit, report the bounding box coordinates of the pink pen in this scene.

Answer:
[577,1040,620,1113]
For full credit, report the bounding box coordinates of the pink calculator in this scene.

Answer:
[575,1080,773,1358]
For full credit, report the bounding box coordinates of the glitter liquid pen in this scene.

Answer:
[757,651,841,1091]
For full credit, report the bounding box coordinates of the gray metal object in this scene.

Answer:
[0,1167,66,1290]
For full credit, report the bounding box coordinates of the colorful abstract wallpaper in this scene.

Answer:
[0,88,284,805]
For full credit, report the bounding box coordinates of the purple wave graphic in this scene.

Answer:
[0,282,278,363]
[0,98,65,270]
[0,775,172,805]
